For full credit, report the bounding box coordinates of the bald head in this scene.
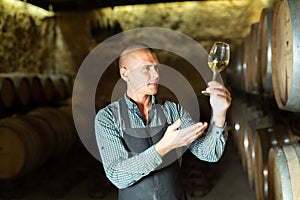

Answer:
[119,43,156,69]
[118,43,160,98]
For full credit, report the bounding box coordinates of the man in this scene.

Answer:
[95,43,231,200]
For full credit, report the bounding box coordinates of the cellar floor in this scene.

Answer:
[0,130,255,200]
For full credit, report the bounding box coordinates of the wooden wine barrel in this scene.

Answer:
[246,110,273,188]
[58,106,81,148]
[22,115,56,162]
[243,34,251,93]
[28,107,76,155]
[0,76,16,109]
[230,102,268,172]
[58,106,77,138]
[229,99,249,169]
[28,75,45,105]
[231,43,245,92]
[247,23,259,95]
[291,112,300,138]
[38,75,55,103]
[229,97,245,148]
[49,75,68,100]
[58,75,72,97]
[254,125,300,200]
[268,143,300,200]
[0,73,31,108]
[257,7,274,97]
[243,106,263,172]
[12,74,31,107]
[272,0,300,111]
[0,117,42,179]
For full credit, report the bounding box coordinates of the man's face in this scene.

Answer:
[121,49,160,96]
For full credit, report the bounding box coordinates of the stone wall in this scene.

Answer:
[0,0,55,73]
[111,0,275,50]
[54,0,275,78]
[54,9,115,77]
[1,0,275,76]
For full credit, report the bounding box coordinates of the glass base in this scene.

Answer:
[201,90,210,96]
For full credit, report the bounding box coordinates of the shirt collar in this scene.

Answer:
[123,92,156,110]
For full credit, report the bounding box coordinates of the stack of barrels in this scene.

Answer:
[230,100,300,200]
[0,106,78,180]
[230,0,300,199]
[0,73,72,115]
[0,73,77,181]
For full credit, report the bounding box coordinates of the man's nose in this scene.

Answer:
[151,67,159,79]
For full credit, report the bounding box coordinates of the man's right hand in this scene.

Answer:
[154,119,208,157]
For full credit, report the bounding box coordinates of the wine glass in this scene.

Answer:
[202,41,230,96]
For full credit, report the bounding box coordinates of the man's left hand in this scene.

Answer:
[205,81,232,127]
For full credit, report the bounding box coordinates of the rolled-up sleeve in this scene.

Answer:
[164,102,227,162]
[189,123,227,162]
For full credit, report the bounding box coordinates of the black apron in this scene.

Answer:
[118,98,187,200]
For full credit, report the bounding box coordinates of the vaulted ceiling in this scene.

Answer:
[23,0,210,11]
[24,0,273,11]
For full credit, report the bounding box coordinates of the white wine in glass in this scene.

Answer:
[202,41,230,96]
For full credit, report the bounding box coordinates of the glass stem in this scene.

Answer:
[212,71,217,81]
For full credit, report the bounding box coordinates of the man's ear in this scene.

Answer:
[120,66,129,81]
